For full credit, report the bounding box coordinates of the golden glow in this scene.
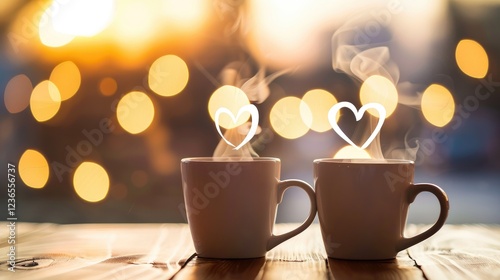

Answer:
[111,1,157,49]
[333,146,371,159]
[73,162,109,203]
[0,2,19,19]
[49,61,81,100]
[117,91,155,134]
[360,75,398,118]
[19,149,49,189]
[300,89,338,132]
[456,39,489,79]
[108,0,207,54]
[421,84,455,127]
[39,11,76,47]
[50,0,114,37]
[270,96,311,139]
[11,0,209,67]
[247,0,319,68]
[4,74,32,114]
[99,77,118,96]
[149,55,189,97]
[162,0,207,30]
[30,80,62,122]
[246,0,361,68]
[208,85,251,129]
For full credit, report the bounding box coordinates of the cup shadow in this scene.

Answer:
[327,257,420,279]
[178,256,266,280]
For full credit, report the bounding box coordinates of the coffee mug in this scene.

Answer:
[181,157,317,259]
[314,159,449,260]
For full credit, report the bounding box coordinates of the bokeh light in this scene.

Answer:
[30,80,62,122]
[270,96,311,139]
[421,84,455,127]
[39,11,76,47]
[99,77,118,96]
[4,74,32,114]
[116,91,155,134]
[149,55,189,97]
[359,75,398,117]
[50,0,114,37]
[300,89,338,132]
[73,162,109,203]
[455,39,489,79]
[247,0,323,68]
[162,0,208,30]
[19,149,49,189]
[10,0,209,67]
[208,85,251,129]
[111,0,156,49]
[49,61,81,100]
[333,146,372,159]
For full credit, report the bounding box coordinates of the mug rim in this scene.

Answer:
[182,157,280,163]
[314,158,414,164]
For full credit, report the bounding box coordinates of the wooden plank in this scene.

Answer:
[173,224,424,280]
[173,257,267,280]
[261,224,329,280]
[309,224,423,280]
[407,224,500,280]
[173,224,329,280]
[0,223,195,280]
[3,223,500,279]
[327,254,423,280]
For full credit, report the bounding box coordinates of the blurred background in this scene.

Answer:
[0,0,499,224]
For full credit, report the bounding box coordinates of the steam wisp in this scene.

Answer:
[331,13,419,161]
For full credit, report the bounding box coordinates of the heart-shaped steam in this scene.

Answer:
[328,102,386,150]
[215,104,259,150]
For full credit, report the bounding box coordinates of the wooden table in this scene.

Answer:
[1,223,499,279]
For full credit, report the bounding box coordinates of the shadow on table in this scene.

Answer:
[327,257,422,279]
[175,256,265,280]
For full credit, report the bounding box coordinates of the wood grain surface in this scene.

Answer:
[0,223,195,280]
[1,223,499,279]
[173,224,424,280]
[407,224,500,280]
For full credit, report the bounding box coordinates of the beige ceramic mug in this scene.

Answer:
[314,159,449,260]
[181,157,317,259]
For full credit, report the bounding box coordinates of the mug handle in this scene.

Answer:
[397,183,449,251]
[267,179,317,251]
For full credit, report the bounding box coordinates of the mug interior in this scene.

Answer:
[182,157,280,163]
[314,158,413,165]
